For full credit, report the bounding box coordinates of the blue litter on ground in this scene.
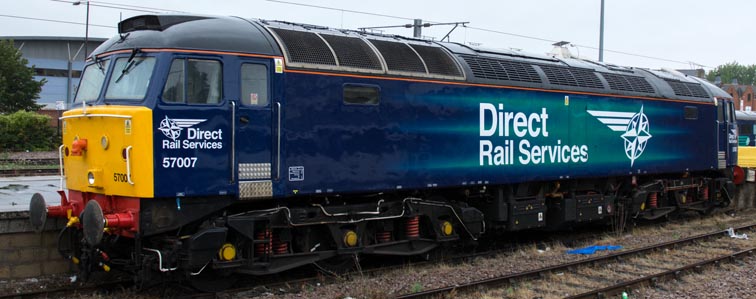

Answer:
[566,245,622,255]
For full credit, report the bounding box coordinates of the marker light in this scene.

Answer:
[88,172,95,185]
[343,230,358,247]
[100,136,109,150]
[441,221,454,236]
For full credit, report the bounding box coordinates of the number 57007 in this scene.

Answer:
[162,157,197,168]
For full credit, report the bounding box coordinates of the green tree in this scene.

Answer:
[0,110,56,151]
[706,62,756,85]
[0,39,45,114]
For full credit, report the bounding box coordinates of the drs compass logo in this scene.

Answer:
[588,106,652,167]
[159,116,205,141]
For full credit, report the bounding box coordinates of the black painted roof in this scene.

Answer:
[91,15,281,57]
[93,14,729,103]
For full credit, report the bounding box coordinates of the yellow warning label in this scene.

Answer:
[275,58,283,73]
[125,119,132,135]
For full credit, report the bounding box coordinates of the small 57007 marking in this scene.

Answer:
[162,157,198,168]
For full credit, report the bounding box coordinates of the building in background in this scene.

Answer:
[721,80,755,112]
[7,36,107,109]
[2,36,105,126]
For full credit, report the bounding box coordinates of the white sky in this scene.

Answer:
[1,0,752,71]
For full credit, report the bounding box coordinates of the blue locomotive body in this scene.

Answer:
[145,52,736,200]
[279,71,727,196]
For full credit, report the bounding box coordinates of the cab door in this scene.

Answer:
[717,98,738,168]
[234,58,275,199]
[154,56,232,197]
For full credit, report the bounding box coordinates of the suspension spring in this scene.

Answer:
[649,192,658,208]
[255,229,272,256]
[703,186,709,200]
[376,231,392,243]
[406,216,420,238]
[272,234,289,255]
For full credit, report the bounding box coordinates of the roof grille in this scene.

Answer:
[320,34,382,70]
[409,44,462,77]
[602,73,655,94]
[368,39,426,73]
[461,55,542,83]
[664,79,710,98]
[539,65,604,89]
[270,28,336,66]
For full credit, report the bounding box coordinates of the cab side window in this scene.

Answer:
[240,64,268,106]
[162,59,222,104]
[343,84,380,105]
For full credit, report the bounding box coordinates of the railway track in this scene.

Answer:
[0,168,59,177]
[202,214,729,298]
[0,158,58,166]
[0,157,59,177]
[0,212,745,298]
[397,224,756,299]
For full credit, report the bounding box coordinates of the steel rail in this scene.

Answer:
[565,247,756,299]
[0,168,59,177]
[396,223,756,299]
[0,158,58,165]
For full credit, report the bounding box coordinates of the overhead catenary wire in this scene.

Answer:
[266,0,422,22]
[464,26,704,67]
[50,0,181,14]
[4,0,710,68]
[0,1,183,32]
[81,0,187,13]
[0,14,116,29]
[266,0,708,67]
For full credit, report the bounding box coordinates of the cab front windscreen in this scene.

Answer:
[73,54,157,103]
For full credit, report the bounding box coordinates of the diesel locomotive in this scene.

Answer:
[29,14,738,287]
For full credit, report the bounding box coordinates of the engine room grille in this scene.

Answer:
[270,28,336,66]
[664,79,710,98]
[539,65,604,89]
[320,34,382,70]
[408,44,462,77]
[368,39,427,73]
[601,73,656,94]
[461,55,542,83]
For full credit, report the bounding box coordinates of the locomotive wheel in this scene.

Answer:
[189,269,239,293]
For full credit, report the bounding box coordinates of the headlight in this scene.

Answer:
[88,172,95,185]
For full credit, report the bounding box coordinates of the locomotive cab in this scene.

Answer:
[31,15,286,278]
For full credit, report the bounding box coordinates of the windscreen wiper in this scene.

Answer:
[114,48,141,83]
